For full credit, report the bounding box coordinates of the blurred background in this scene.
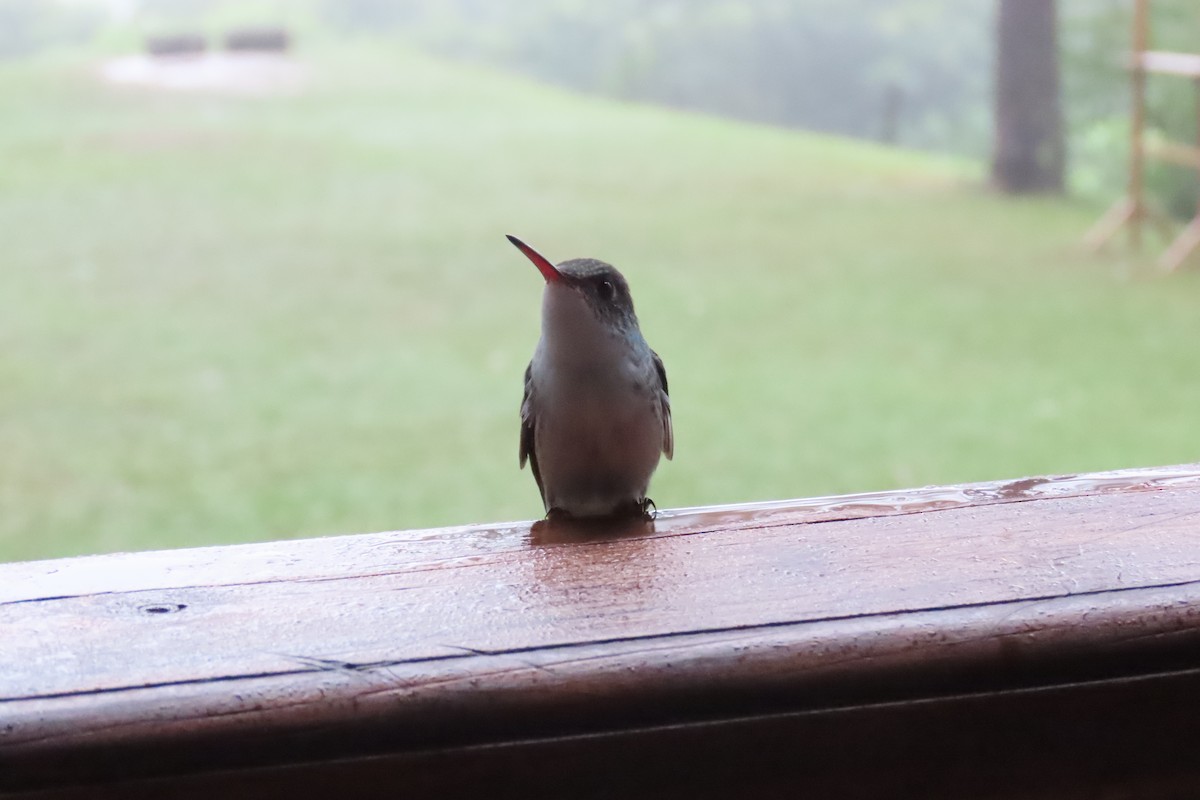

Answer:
[2,0,1198,562]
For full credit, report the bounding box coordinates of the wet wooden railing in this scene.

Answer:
[3,465,1200,799]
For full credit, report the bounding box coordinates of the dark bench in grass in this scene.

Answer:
[145,34,207,57]
[3,465,1200,798]
[223,27,290,53]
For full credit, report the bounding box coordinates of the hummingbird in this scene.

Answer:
[508,235,673,520]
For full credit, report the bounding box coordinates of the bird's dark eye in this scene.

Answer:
[598,280,616,300]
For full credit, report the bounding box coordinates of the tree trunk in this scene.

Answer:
[991,0,1065,193]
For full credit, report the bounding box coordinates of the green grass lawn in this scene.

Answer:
[1,43,1197,563]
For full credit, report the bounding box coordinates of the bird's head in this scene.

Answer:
[507,234,639,331]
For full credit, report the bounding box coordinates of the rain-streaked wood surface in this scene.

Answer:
[4,465,1200,799]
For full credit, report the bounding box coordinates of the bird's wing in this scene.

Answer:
[652,350,673,460]
[519,361,546,503]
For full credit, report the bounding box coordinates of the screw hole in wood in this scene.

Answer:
[139,603,187,615]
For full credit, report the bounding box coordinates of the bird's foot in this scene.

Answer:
[544,507,577,523]
[543,499,657,522]
[639,497,658,520]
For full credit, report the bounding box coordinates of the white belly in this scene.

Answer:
[534,374,664,516]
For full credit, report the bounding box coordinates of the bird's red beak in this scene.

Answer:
[507,235,563,284]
